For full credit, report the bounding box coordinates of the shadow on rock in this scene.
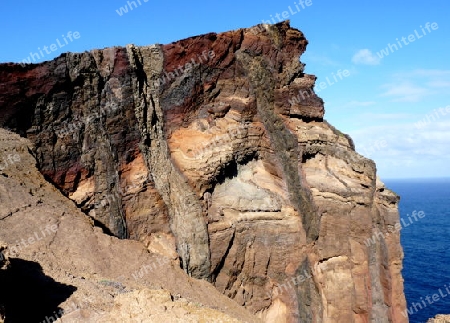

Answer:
[0,258,76,323]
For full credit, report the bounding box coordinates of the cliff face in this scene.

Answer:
[428,315,450,323]
[0,128,259,323]
[0,242,5,322]
[0,21,407,322]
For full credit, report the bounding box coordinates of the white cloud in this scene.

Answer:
[302,52,339,66]
[351,49,381,65]
[380,82,430,102]
[427,81,450,88]
[343,101,376,108]
[379,69,450,102]
[396,69,450,78]
[349,120,450,178]
[362,113,413,120]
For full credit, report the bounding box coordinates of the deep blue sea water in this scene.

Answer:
[385,179,450,323]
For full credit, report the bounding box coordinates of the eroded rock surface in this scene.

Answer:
[0,242,7,270]
[0,242,7,322]
[0,21,407,322]
[0,128,259,323]
[428,315,450,323]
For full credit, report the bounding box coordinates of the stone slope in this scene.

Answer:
[0,128,259,323]
[0,21,407,322]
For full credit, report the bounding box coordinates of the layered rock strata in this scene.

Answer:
[0,21,407,322]
[0,128,258,323]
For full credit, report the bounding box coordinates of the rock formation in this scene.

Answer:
[0,21,407,322]
[0,128,258,322]
[0,242,7,322]
[0,242,7,270]
[428,315,450,323]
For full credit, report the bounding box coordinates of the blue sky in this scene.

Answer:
[1,0,449,179]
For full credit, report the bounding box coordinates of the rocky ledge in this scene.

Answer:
[428,315,450,322]
[0,21,407,322]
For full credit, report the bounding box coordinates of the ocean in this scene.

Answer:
[385,179,450,323]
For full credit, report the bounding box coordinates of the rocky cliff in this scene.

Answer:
[0,242,6,322]
[0,128,258,322]
[0,21,407,322]
[428,315,450,323]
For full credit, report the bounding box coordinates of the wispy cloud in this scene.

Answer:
[362,113,414,120]
[427,81,450,88]
[343,100,376,108]
[380,82,430,102]
[380,69,450,102]
[396,69,450,78]
[350,120,450,178]
[351,49,381,65]
[302,52,339,66]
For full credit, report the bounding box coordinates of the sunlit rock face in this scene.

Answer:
[0,21,407,322]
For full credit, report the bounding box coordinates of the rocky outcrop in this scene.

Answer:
[0,128,258,323]
[0,21,407,322]
[0,242,7,322]
[0,242,7,270]
[428,315,450,323]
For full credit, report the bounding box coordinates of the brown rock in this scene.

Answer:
[428,315,450,323]
[0,242,7,270]
[0,242,7,322]
[0,21,407,322]
[0,128,259,323]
